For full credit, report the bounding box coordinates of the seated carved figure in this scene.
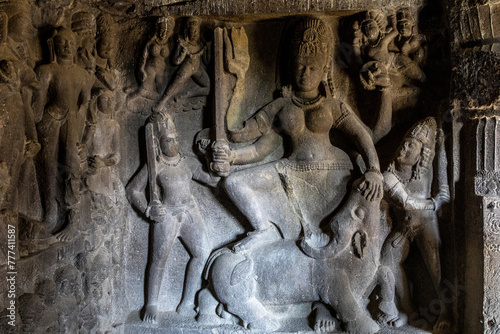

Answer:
[127,16,174,102]
[388,7,426,85]
[153,16,210,116]
[213,17,383,252]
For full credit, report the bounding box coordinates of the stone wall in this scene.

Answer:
[0,0,497,333]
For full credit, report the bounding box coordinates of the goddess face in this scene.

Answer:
[396,137,422,167]
[157,18,171,41]
[292,54,327,94]
[160,132,179,157]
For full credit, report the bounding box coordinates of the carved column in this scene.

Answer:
[450,0,500,332]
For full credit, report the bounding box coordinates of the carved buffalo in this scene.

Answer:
[204,181,390,333]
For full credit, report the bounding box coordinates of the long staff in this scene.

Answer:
[145,122,161,206]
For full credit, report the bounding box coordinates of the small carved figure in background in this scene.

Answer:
[380,117,450,328]
[353,10,397,67]
[126,117,220,323]
[388,7,426,85]
[94,13,119,94]
[0,56,24,213]
[153,16,210,117]
[33,27,93,234]
[351,8,427,114]
[53,264,81,333]
[4,6,44,220]
[37,0,74,27]
[19,293,49,334]
[71,11,97,73]
[127,16,175,102]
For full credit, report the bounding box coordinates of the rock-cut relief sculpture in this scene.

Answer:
[379,117,450,331]
[152,16,210,118]
[83,13,125,227]
[0,1,44,264]
[33,27,93,235]
[0,1,41,218]
[126,116,220,323]
[352,10,397,67]
[205,17,395,333]
[71,11,97,74]
[212,17,383,252]
[53,264,82,333]
[127,16,175,104]
[351,8,427,115]
[387,8,426,89]
[5,3,44,220]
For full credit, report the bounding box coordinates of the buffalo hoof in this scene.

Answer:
[177,301,197,317]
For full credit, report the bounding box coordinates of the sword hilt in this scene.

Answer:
[210,139,231,177]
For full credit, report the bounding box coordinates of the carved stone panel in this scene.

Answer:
[0,0,495,333]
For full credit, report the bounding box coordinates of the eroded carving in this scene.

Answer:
[126,117,220,323]
[0,2,463,333]
[33,27,92,234]
[380,117,451,331]
[127,16,175,103]
[152,16,210,117]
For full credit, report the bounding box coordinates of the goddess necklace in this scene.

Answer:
[291,92,323,108]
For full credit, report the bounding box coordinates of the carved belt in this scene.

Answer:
[282,160,352,172]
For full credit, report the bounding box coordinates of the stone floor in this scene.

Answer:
[123,311,431,334]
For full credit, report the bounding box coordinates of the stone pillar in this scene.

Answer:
[449,1,500,332]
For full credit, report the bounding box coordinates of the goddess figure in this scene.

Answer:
[127,16,175,102]
[213,17,383,252]
[153,16,210,116]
